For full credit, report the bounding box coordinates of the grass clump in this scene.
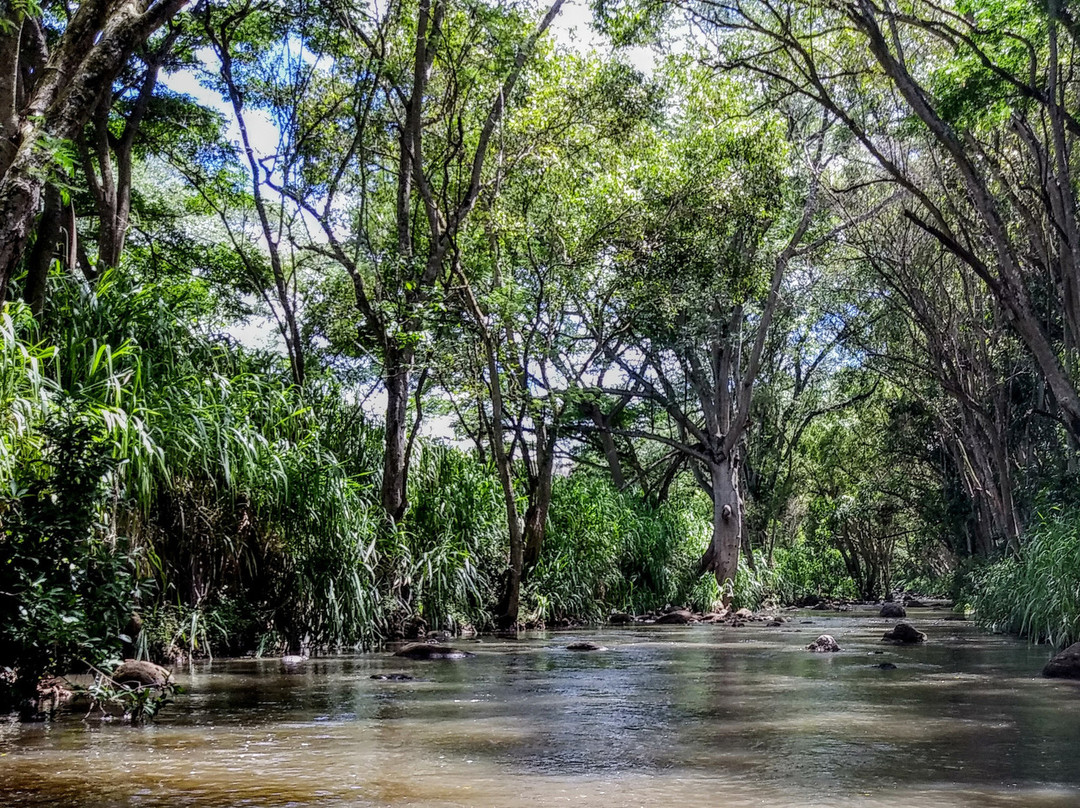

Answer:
[970,507,1080,647]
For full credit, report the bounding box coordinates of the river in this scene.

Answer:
[2,608,1078,807]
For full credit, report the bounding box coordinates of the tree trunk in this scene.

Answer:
[522,427,555,571]
[23,183,63,315]
[587,403,625,489]
[0,145,45,301]
[708,455,742,598]
[381,346,411,522]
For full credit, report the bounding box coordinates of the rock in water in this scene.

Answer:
[882,623,927,644]
[734,608,755,620]
[281,655,308,665]
[112,660,171,688]
[1042,642,1080,679]
[655,610,695,624]
[608,612,634,625]
[879,602,907,618]
[872,662,898,670]
[371,673,415,680]
[394,642,475,660]
[807,635,841,652]
[566,642,607,652]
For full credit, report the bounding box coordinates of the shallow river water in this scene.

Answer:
[2,609,1079,808]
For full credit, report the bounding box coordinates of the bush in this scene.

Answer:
[0,404,140,708]
[526,473,712,620]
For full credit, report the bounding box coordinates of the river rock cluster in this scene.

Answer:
[393,642,476,660]
[609,606,787,628]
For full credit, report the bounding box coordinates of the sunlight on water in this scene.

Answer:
[2,612,1079,807]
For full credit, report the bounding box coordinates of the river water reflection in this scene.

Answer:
[2,610,1079,807]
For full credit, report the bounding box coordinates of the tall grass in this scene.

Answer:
[394,444,505,631]
[11,272,388,656]
[0,305,53,486]
[971,507,1080,647]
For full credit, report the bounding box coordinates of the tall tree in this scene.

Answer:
[276,0,565,522]
[594,71,829,592]
[682,0,1080,444]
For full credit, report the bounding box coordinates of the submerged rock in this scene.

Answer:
[879,602,907,618]
[882,623,927,644]
[872,662,898,670]
[566,642,607,652]
[1042,642,1080,679]
[111,660,172,688]
[807,635,841,652]
[394,642,475,660]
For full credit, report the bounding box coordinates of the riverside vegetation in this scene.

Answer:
[2,0,1080,714]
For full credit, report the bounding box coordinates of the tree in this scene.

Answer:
[446,55,659,626]
[684,0,1080,445]
[593,70,828,593]
[0,0,189,302]
[274,0,565,522]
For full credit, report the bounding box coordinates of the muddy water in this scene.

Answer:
[2,609,1080,808]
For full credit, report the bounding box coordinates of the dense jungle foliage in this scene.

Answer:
[3,0,1080,710]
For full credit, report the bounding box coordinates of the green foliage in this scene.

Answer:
[527,473,713,620]
[971,508,1080,647]
[85,666,180,725]
[397,445,505,631]
[0,400,141,707]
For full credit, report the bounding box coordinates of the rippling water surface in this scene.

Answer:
[2,609,1079,807]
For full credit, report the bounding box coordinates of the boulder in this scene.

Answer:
[879,602,907,618]
[807,635,841,652]
[734,608,754,620]
[111,660,171,688]
[394,642,475,660]
[882,623,927,644]
[655,610,695,624]
[608,612,634,625]
[1042,642,1080,679]
[566,642,607,652]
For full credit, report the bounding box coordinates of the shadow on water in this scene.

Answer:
[2,612,1080,807]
